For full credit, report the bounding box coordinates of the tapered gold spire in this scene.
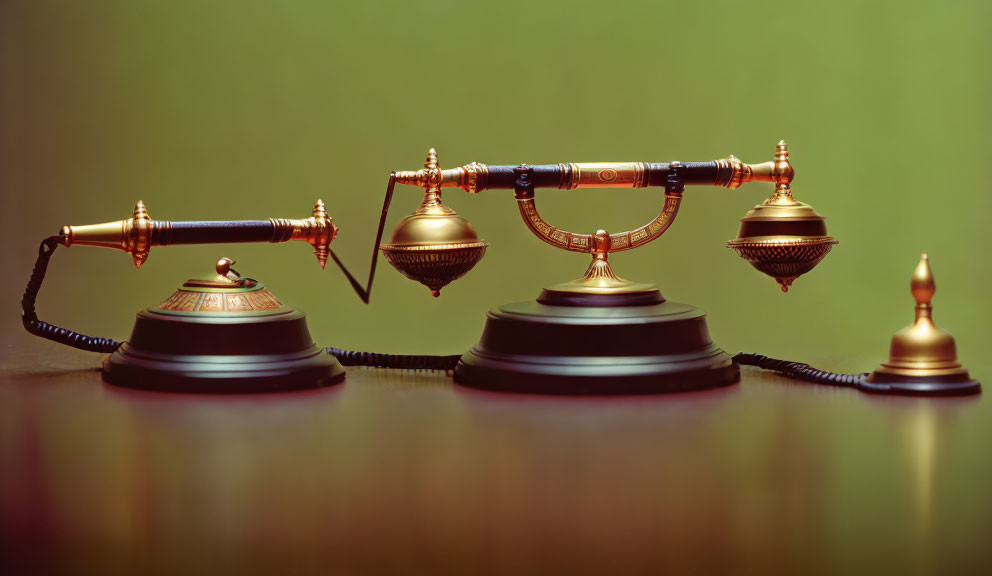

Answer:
[911,253,935,311]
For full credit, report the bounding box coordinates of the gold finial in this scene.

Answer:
[313,198,327,219]
[772,140,794,197]
[775,140,789,161]
[424,148,444,194]
[911,253,935,315]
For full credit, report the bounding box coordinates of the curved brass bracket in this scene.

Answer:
[515,195,683,254]
[514,162,684,256]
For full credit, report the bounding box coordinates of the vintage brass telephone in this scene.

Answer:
[21,200,356,392]
[361,142,834,394]
[20,142,980,395]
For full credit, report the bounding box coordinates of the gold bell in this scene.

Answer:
[865,254,980,395]
[380,149,488,297]
[727,141,838,292]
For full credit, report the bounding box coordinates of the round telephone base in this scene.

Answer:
[102,308,345,393]
[454,299,739,395]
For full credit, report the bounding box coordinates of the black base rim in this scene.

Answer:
[454,356,740,396]
[102,344,346,394]
[865,370,982,396]
[863,377,982,396]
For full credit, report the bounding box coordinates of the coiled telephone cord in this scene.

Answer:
[21,237,123,353]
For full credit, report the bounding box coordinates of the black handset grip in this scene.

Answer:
[481,161,725,190]
[59,199,337,269]
[151,220,276,245]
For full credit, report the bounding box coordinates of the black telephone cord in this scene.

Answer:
[21,237,123,353]
[732,353,869,388]
[326,347,461,371]
[323,348,875,389]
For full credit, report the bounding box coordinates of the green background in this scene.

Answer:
[2,0,990,370]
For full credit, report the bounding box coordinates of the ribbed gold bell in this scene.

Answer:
[380,189,488,297]
[865,254,980,395]
[726,142,837,292]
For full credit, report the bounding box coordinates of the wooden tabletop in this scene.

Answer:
[1,345,989,575]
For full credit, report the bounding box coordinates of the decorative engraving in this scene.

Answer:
[380,242,488,298]
[200,293,224,311]
[516,193,682,254]
[246,290,283,310]
[158,288,285,312]
[161,290,200,312]
[564,162,649,189]
[727,237,837,292]
[225,294,252,311]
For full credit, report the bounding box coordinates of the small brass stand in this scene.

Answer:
[866,254,980,395]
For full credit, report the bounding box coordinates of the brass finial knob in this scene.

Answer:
[773,140,794,195]
[911,253,935,312]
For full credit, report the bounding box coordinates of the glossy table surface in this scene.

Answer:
[1,345,989,575]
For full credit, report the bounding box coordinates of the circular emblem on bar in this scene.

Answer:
[598,168,618,182]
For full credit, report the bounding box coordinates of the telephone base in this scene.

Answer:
[102,308,345,393]
[454,299,739,395]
